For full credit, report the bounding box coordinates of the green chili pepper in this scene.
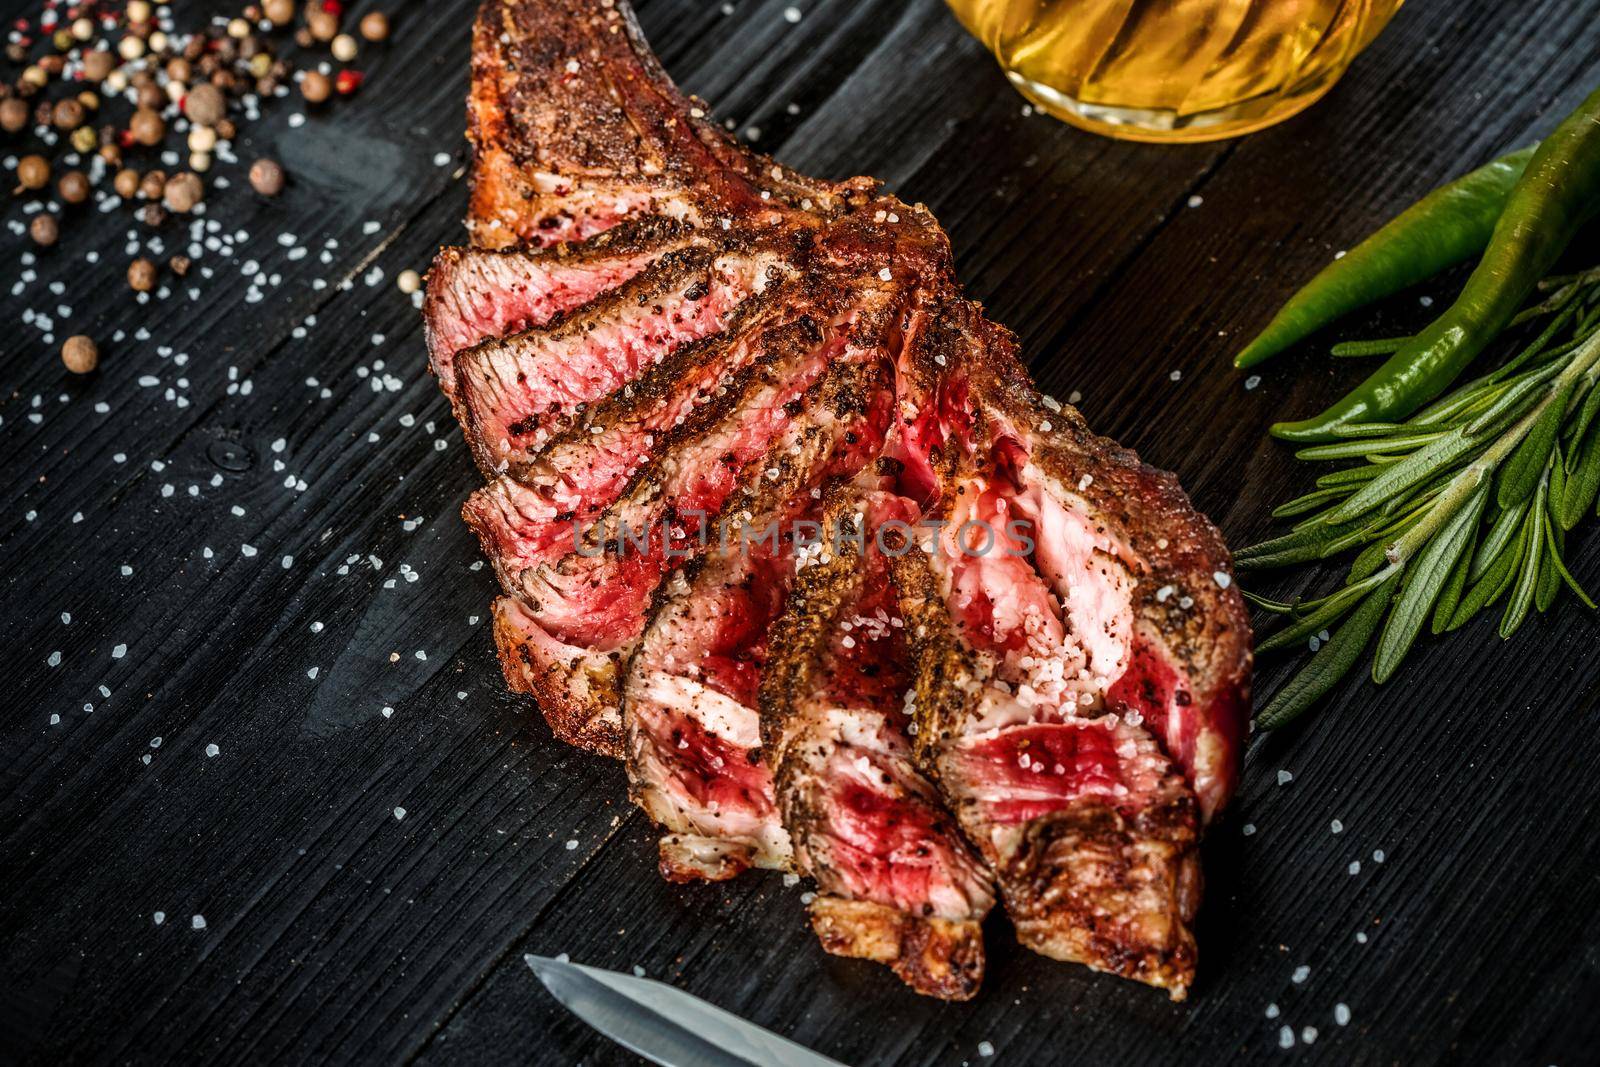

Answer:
[1234,146,1535,370]
[1274,86,1600,442]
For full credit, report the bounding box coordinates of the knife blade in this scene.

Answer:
[525,955,849,1067]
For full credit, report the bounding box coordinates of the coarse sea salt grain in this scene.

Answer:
[565,839,578,850]
[191,914,206,930]
[394,806,407,820]
[977,1041,994,1058]
[1335,1003,1351,1026]
[1277,769,1293,785]
[205,743,219,757]
[153,911,165,925]
[1292,965,1310,983]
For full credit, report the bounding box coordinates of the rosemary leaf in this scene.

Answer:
[1431,532,1476,634]
[1272,486,1354,519]
[1256,569,1393,654]
[1542,512,1598,609]
[1563,425,1600,528]
[1322,428,1477,526]
[1449,518,1529,630]
[1498,491,1546,637]
[1372,481,1490,683]
[1470,495,1530,581]
[1496,378,1576,507]
[1256,575,1398,730]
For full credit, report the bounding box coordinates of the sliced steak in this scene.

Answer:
[761,484,995,1000]
[622,358,897,882]
[446,0,1254,1000]
[879,301,1248,999]
[424,216,697,401]
[454,243,789,473]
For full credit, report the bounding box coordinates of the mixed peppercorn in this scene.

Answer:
[3,1,396,372]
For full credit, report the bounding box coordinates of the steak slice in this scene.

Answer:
[476,318,840,754]
[454,242,790,473]
[760,483,995,1001]
[879,301,1248,999]
[622,358,897,883]
[467,0,855,248]
[424,216,696,401]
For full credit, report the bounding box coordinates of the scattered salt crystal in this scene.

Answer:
[1330,819,1343,834]
[1373,849,1385,863]
[1278,1026,1294,1049]
[381,706,394,718]
[977,1041,994,1058]
[205,744,219,758]
[1242,823,1256,836]
[393,807,406,820]
[153,912,165,925]
[1277,769,1293,786]
[1348,860,1361,875]
[1213,570,1231,589]
[112,643,127,659]
[1301,1027,1318,1045]
[564,839,578,850]
[1334,1003,1351,1026]
[783,6,802,22]
[191,915,206,930]
[1265,1003,1279,1018]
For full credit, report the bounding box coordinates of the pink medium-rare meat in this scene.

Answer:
[760,485,996,1000]
[454,242,790,474]
[622,359,897,884]
[473,321,843,754]
[461,313,830,593]
[424,216,696,400]
[444,0,1252,1002]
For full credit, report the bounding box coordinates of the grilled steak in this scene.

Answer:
[433,0,1252,1001]
[761,482,996,1000]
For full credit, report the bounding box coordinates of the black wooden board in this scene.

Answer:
[4,1,1600,1064]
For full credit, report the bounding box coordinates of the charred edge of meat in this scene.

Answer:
[658,835,758,883]
[809,897,985,1002]
[466,0,871,247]
[492,594,622,755]
[999,793,1200,1000]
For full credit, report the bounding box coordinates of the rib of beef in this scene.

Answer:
[424,0,1251,1001]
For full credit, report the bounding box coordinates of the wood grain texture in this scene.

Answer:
[3,0,1600,1064]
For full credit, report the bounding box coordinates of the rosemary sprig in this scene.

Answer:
[1244,269,1600,728]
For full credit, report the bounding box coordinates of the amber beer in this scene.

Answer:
[946,0,1404,142]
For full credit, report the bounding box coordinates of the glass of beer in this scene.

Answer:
[946,0,1405,143]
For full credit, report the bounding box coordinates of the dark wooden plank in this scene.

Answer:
[3,0,1600,1064]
